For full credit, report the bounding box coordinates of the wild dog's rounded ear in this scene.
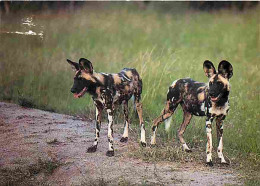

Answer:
[203,60,216,78]
[218,60,233,79]
[79,58,93,74]
[67,59,79,71]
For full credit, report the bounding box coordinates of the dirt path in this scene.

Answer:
[0,102,241,185]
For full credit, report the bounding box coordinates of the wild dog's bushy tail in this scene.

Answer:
[165,116,172,132]
[132,68,142,118]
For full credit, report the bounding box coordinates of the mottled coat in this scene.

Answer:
[67,58,146,157]
[151,60,233,166]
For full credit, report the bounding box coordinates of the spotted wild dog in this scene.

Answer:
[150,60,233,166]
[67,58,146,157]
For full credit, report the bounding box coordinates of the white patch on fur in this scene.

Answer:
[108,141,113,151]
[206,127,212,133]
[96,97,105,105]
[140,124,146,143]
[171,79,178,87]
[206,124,213,163]
[206,121,211,125]
[122,74,131,81]
[150,127,157,145]
[93,107,100,146]
[122,121,129,138]
[200,102,205,112]
[108,114,113,122]
[217,136,226,163]
[209,101,229,116]
[95,107,99,119]
[165,116,172,132]
[207,152,212,163]
[182,143,191,151]
[94,129,99,146]
[107,109,114,151]
[100,72,109,76]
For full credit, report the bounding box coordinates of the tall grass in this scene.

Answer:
[0,3,259,160]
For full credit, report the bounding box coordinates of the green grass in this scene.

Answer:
[0,2,259,182]
[0,158,61,185]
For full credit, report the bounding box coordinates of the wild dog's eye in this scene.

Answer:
[217,82,223,86]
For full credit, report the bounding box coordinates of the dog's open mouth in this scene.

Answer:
[210,97,219,102]
[210,94,222,102]
[73,87,87,98]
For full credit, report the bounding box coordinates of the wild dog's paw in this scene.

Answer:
[219,159,230,166]
[106,150,114,157]
[120,137,128,143]
[206,161,214,167]
[140,141,147,147]
[185,149,192,153]
[182,143,192,153]
[220,162,229,167]
[87,145,97,153]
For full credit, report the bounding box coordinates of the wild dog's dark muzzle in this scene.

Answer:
[209,91,222,102]
[209,92,218,98]
[72,87,87,98]
[71,88,77,94]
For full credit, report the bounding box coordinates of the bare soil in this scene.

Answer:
[0,102,242,185]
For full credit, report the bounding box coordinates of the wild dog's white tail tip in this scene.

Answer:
[165,116,172,132]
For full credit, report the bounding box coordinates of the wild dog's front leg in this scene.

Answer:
[216,115,227,164]
[206,116,214,166]
[106,108,114,157]
[120,100,129,143]
[87,106,102,153]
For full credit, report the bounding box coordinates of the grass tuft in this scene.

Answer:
[46,138,60,145]
[0,158,62,186]
[18,97,35,108]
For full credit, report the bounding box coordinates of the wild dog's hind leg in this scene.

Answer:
[87,105,102,153]
[134,90,146,147]
[177,107,193,152]
[151,100,177,146]
[134,78,146,147]
[120,100,129,143]
[135,98,146,147]
[216,115,227,164]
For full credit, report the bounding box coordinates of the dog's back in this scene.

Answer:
[92,68,142,104]
[167,78,207,116]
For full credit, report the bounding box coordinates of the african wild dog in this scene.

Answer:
[67,58,146,157]
[150,60,233,166]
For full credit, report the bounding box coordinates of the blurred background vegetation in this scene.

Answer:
[0,1,259,180]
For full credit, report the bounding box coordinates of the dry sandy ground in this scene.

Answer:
[0,102,242,185]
